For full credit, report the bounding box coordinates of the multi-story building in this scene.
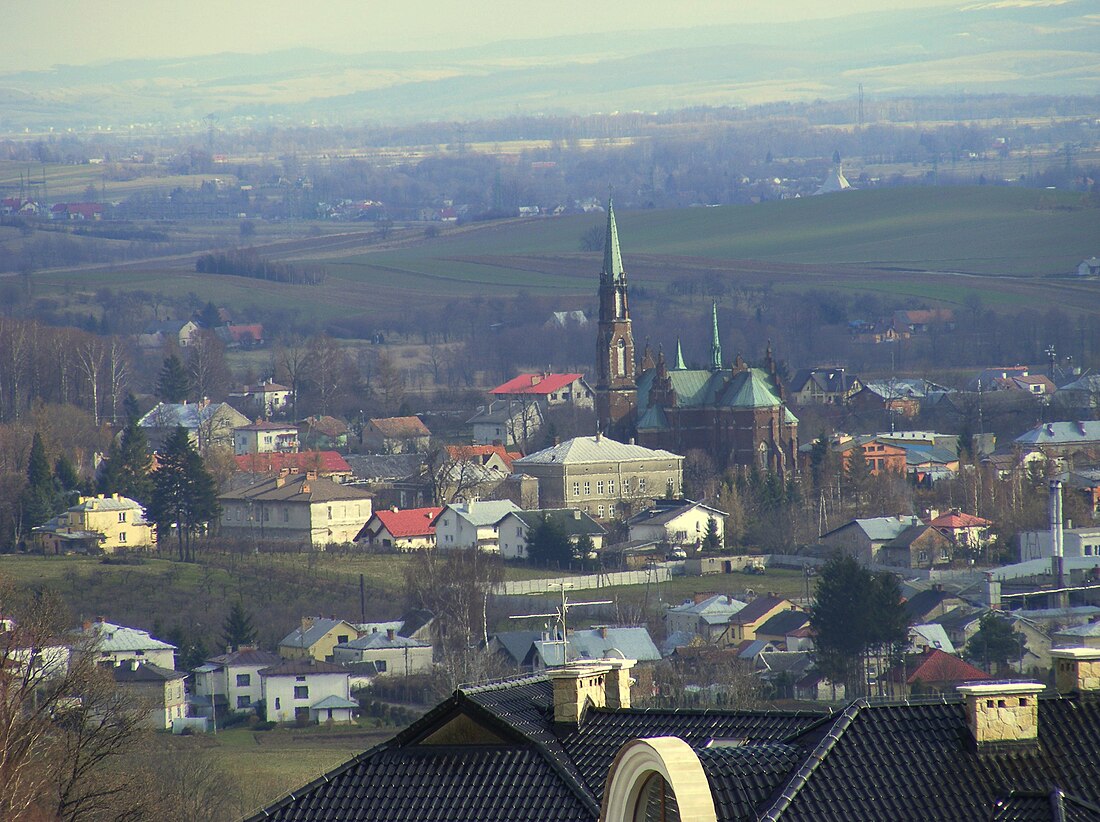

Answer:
[233,420,299,455]
[192,647,282,714]
[32,494,154,554]
[258,659,355,724]
[73,618,177,669]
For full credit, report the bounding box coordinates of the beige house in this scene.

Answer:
[73,618,177,669]
[512,435,683,519]
[33,494,154,554]
[364,416,432,454]
[332,629,434,676]
[138,400,250,453]
[218,473,372,547]
[279,617,362,662]
[233,420,299,455]
[229,379,292,418]
[111,660,187,730]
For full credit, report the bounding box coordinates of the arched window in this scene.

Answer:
[617,338,627,377]
[633,772,680,822]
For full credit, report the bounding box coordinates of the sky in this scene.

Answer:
[1,0,966,73]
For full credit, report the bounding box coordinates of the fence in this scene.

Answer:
[495,567,671,596]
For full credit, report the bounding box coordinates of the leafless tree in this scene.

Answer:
[75,337,105,427]
[105,339,131,425]
[274,334,308,420]
[186,330,230,403]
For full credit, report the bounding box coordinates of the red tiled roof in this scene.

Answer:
[233,451,352,475]
[226,324,263,342]
[445,444,521,471]
[893,648,990,685]
[300,416,348,438]
[929,511,992,529]
[373,507,443,538]
[369,416,431,438]
[490,373,584,396]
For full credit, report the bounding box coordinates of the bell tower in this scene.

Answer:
[595,197,637,437]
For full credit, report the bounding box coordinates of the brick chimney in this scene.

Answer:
[547,663,611,725]
[301,616,315,636]
[956,681,1045,745]
[386,628,395,641]
[1051,647,1100,694]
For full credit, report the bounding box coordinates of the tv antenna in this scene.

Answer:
[509,581,611,665]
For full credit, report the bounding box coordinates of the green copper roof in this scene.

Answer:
[636,403,670,431]
[601,198,624,283]
[674,338,687,371]
[722,369,783,408]
[710,301,722,371]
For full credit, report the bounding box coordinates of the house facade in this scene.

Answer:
[229,379,292,418]
[191,647,282,714]
[356,507,442,551]
[138,400,250,453]
[434,500,521,551]
[111,661,187,730]
[512,435,683,519]
[364,416,432,454]
[490,372,594,410]
[788,367,862,406]
[73,618,177,669]
[496,509,606,560]
[466,400,544,447]
[278,617,362,662]
[626,499,727,547]
[332,630,434,676]
[218,473,372,547]
[259,659,353,724]
[233,421,299,455]
[32,493,154,554]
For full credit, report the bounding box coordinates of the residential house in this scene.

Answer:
[258,658,355,724]
[191,646,282,715]
[490,372,594,410]
[893,308,955,334]
[882,648,989,698]
[664,594,747,642]
[718,595,795,645]
[434,500,521,551]
[137,318,199,349]
[229,379,292,418]
[754,610,812,648]
[345,453,430,510]
[818,515,924,566]
[216,323,264,348]
[248,649,1100,822]
[73,618,176,669]
[531,626,661,670]
[218,473,372,547]
[1015,421,1100,465]
[847,382,920,418]
[32,493,154,554]
[850,319,908,344]
[278,617,362,662]
[879,522,955,569]
[233,420,299,455]
[332,629,434,677]
[487,630,545,671]
[466,400,544,447]
[110,661,187,730]
[50,202,105,221]
[233,451,353,481]
[512,435,683,519]
[903,585,968,624]
[788,367,862,406]
[356,506,442,551]
[799,435,907,477]
[970,365,1032,391]
[137,400,250,453]
[1053,621,1100,649]
[928,509,992,550]
[1078,257,1100,277]
[298,415,349,451]
[497,508,606,560]
[364,416,432,454]
[903,444,961,487]
[908,623,956,655]
[357,609,435,644]
[756,651,815,697]
[625,499,727,547]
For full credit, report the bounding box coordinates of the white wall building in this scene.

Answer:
[73,618,176,669]
[497,509,606,560]
[627,500,727,547]
[332,630,434,677]
[259,658,353,724]
[1018,526,1100,561]
[434,500,521,551]
[191,647,283,714]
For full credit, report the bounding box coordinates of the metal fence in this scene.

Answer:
[495,567,671,596]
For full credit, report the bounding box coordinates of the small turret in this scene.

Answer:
[710,301,722,371]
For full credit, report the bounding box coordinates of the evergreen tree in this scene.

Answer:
[704,516,721,552]
[844,442,874,514]
[221,601,257,652]
[21,432,62,535]
[966,612,1026,674]
[155,355,190,403]
[525,515,575,568]
[97,420,153,505]
[53,455,83,504]
[147,427,220,562]
[198,301,222,329]
[122,391,141,425]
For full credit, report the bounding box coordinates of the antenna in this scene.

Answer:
[509,581,611,665]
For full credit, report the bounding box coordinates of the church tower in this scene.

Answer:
[595,198,637,437]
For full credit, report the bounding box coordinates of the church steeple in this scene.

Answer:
[601,198,625,285]
[674,338,687,371]
[710,301,722,371]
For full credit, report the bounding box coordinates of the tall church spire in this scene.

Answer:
[674,337,687,370]
[710,301,722,371]
[601,198,624,284]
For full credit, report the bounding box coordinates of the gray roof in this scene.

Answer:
[344,453,425,481]
[535,626,661,666]
[758,651,814,677]
[137,401,247,431]
[69,494,145,513]
[626,499,727,528]
[220,473,371,504]
[910,623,956,654]
[74,620,176,653]
[259,658,349,677]
[509,509,605,538]
[1055,622,1100,638]
[514,436,681,467]
[311,695,359,710]
[445,500,521,527]
[338,632,429,651]
[667,594,747,618]
[278,618,358,650]
[823,516,921,542]
[466,400,539,425]
[490,630,543,665]
[111,662,185,682]
[1016,421,1100,446]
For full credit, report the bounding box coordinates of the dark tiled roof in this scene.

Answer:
[731,596,787,625]
[991,790,1100,822]
[756,610,811,637]
[110,662,185,682]
[258,659,348,677]
[699,743,805,822]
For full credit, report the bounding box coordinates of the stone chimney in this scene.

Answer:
[547,663,611,725]
[386,628,395,641]
[1051,647,1100,694]
[956,681,1045,745]
[605,658,636,710]
[301,616,315,635]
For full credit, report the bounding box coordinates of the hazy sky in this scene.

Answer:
[2,0,965,73]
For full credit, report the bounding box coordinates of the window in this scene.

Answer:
[517,527,523,536]
[327,506,333,520]
[263,435,272,445]
[294,685,309,700]
[135,650,145,656]
[573,482,581,497]
[376,660,387,673]
[118,512,127,522]
[667,479,675,496]
[118,532,126,543]
[275,697,281,709]
[282,507,289,523]
[337,635,349,644]
[237,696,251,709]
[262,508,270,522]
[597,480,605,494]
[634,772,681,822]
[295,676,306,682]
[597,505,604,518]
[919,550,928,562]
[608,480,616,495]
[584,481,591,495]
[638,477,646,493]
[236,674,251,687]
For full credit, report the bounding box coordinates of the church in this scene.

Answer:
[594,199,799,478]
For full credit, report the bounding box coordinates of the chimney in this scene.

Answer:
[956,682,1044,745]
[605,658,636,710]
[595,431,602,443]
[129,659,140,671]
[275,474,286,488]
[386,628,395,641]
[599,626,608,639]
[301,616,315,635]
[694,592,717,605]
[547,663,610,725]
[1050,480,1067,608]
[1051,647,1100,694]
[573,510,581,520]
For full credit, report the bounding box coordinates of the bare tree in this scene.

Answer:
[274,334,308,420]
[75,337,105,427]
[186,330,231,403]
[105,338,130,425]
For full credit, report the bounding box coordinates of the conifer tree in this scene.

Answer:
[21,432,62,535]
[525,515,574,568]
[97,420,153,505]
[155,355,190,403]
[222,601,258,652]
[147,426,220,562]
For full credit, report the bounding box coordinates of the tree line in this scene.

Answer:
[195,248,326,285]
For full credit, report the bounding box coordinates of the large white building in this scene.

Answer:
[259,658,355,724]
[192,647,283,714]
[434,500,521,551]
[72,618,177,669]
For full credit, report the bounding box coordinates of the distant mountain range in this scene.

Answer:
[1,1,1096,130]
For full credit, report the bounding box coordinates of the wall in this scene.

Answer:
[262,672,350,723]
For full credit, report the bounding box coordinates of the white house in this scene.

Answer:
[626,499,727,547]
[1078,257,1100,278]
[355,507,442,552]
[434,500,521,552]
[73,618,176,669]
[466,400,544,447]
[332,629,434,677]
[259,658,354,724]
[496,509,606,560]
[664,594,747,640]
[191,647,282,714]
[233,421,299,455]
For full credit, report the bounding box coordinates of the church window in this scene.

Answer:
[633,772,681,822]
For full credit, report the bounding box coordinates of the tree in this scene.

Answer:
[0,577,152,821]
[526,515,575,568]
[222,601,257,652]
[966,612,1026,675]
[704,516,721,552]
[21,432,62,538]
[155,355,190,403]
[186,330,231,402]
[147,426,220,562]
[811,554,908,698]
[198,301,222,329]
[97,419,153,504]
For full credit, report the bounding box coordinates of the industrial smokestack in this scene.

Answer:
[1050,479,1068,609]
